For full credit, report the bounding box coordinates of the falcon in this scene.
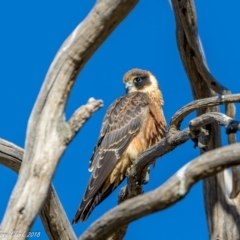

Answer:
[72,69,166,223]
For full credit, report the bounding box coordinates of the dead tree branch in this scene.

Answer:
[0,0,138,238]
[79,143,240,240]
[68,98,103,139]
[1,1,238,240]
[189,112,240,136]
[110,91,240,239]
[170,94,240,131]
[112,91,240,239]
[0,139,77,240]
[171,0,240,238]
[90,109,240,240]
[129,112,240,195]
[171,0,229,95]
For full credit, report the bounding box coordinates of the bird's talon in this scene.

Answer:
[198,142,207,152]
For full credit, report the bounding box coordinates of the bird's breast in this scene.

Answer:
[126,112,164,160]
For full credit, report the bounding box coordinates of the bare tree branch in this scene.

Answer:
[1,98,101,239]
[0,138,77,240]
[171,0,228,95]
[2,101,235,240]
[0,0,138,237]
[98,110,240,240]
[109,92,240,239]
[40,186,76,240]
[189,112,240,136]
[170,0,239,200]
[130,112,240,191]
[171,0,240,238]
[170,94,240,131]
[68,98,103,141]
[225,103,238,198]
[79,143,240,240]
[0,139,22,173]
[1,1,238,239]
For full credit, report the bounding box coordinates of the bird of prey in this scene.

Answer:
[72,69,166,223]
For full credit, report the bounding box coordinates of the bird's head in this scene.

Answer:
[123,69,159,94]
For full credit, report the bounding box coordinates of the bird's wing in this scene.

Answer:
[74,92,150,222]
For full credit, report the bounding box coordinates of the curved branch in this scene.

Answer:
[0,138,77,240]
[79,143,240,240]
[1,0,138,237]
[170,94,240,131]
[189,112,240,136]
[68,98,103,141]
[171,0,228,95]
[132,112,240,185]
[170,1,239,238]
[106,111,240,240]
[0,139,23,172]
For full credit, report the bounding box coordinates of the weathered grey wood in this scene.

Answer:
[225,102,238,197]
[40,185,76,240]
[1,1,239,239]
[109,93,240,240]
[0,138,77,240]
[131,112,240,189]
[0,139,23,173]
[4,105,236,240]
[79,109,240,239]
[107,91,240,239]
[171,0,240,239]
[170,94,240,131]
[79,143,240,240]
[189,112,240,136]
[0,1,138,238]
[0,98,102,239]
[171,0,229,95]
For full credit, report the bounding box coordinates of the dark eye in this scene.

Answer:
[134,77,142,83]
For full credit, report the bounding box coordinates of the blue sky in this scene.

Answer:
[1,1,240,239]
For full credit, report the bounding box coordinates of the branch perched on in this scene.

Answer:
[108,92,240,239]
[129,112,240,197]
[79,143,240,240]
[170,94,240,131]
[83,109,240,240]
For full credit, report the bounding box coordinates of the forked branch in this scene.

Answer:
[1,0,138,238]
[80,143,240,240]
[130,112,240,195]
[0,138,76,240]
[81,109,240,240]
[170,94,240,131]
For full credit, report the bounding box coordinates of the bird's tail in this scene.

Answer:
[72,181,121,224]
[72,194,99,223]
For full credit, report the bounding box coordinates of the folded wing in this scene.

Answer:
[72,92,150,223]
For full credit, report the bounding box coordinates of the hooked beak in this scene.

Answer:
[125,82,134,93]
